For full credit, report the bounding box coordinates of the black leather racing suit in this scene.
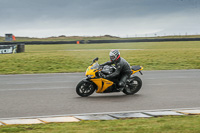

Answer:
[101,57,132,90]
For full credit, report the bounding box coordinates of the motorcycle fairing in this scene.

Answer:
[85,62,100,78]
[91,78,113,93]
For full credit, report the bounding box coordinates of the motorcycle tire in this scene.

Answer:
[123,76,142,95]
[76,80,96,97]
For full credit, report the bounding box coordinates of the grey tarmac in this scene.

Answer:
[0,69,199,119]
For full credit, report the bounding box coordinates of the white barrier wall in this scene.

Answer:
[0,45,16,54]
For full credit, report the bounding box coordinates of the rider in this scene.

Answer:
[100,49,132,91]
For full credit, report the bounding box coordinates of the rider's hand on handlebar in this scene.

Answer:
[99,65,104,70]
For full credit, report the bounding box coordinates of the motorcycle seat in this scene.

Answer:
[131,65,142,71]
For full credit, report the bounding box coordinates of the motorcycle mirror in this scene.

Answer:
[93,57,99,62]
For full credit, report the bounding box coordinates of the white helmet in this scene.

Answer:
[109,49,120,62]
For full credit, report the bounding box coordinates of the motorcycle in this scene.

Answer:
[76,57,143,97]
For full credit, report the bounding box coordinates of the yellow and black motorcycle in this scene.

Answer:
[76,57,143,97]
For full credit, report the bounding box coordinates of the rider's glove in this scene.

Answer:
[99,65,104,70]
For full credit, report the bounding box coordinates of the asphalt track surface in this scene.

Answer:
[0,70,199,119]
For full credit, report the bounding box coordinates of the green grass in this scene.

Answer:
[0,115,200,133]
[0,41,200,74]
[0,36,119,42]
[1,34,200,42]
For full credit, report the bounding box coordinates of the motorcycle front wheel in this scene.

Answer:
[76,80,96,97]
[123,76,142,95]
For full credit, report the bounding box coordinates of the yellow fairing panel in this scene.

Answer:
[85,63,99,78]
[90,79,102,92]
[91,78,113,93]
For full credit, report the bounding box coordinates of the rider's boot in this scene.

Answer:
[118,81,125,92]
[118,87,124,92]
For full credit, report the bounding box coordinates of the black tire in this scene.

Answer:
[76,80,96,97]
[123,76,142,95]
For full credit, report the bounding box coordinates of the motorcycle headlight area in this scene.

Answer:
[87,75,94,78]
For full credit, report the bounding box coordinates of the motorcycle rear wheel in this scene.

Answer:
[123,76,142,95]
[76,80,95,97]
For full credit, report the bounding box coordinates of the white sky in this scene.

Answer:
[0,0,200,37]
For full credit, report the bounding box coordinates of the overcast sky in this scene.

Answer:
[0,0,200,37]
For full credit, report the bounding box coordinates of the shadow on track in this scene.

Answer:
[75,94,142,100]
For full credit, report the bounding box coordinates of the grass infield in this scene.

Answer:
[0,41,200,74]
[0,115,200,133]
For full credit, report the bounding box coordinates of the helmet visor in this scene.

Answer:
[110,55,115,61]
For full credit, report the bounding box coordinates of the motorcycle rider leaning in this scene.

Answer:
[100,49,132,91]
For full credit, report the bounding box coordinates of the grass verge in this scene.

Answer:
[0,115,200,133]
[0,41,200,74]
